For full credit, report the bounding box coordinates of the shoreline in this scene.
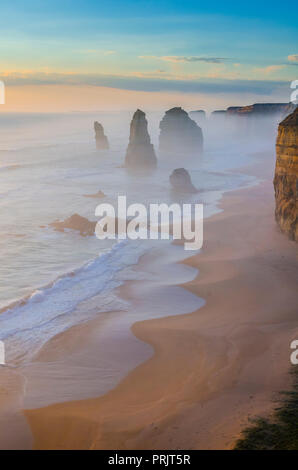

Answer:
[24,151,298,450]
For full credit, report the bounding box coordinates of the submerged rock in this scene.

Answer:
[125,109,157,169]
[94,121,109,150]
[273,107,298,241]
[159,107,203,156]
[83,190,106,199]
[50,214,96,236]
[170,168,198,193]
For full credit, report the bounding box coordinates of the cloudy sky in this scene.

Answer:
[1,0,297,111]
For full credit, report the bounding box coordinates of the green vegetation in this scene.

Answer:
[234,367,298,450]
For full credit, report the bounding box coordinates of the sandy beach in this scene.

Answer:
[23,152,298,450]
[1,0,297,453]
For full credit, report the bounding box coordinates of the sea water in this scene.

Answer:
[0,111,259,366]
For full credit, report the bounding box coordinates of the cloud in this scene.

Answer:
[139,55,230,64]
[162,56,230,63]
[288,54,298,62]
[0,70,289,97]
[254,65,285,75]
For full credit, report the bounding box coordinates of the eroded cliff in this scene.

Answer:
[273,107,298,241]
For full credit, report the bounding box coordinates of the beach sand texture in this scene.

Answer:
[23,153,298,450]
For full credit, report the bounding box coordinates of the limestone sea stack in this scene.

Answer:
[189,110,206,126]
[273,107,298,241]
[94,121,109,150]
[159,107,203,156]
[125,109,157,169]
[210,110,226,122]
[170,168,198,193]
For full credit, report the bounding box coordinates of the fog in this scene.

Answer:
[0,103,290,365]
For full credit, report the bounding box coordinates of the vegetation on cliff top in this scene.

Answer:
[234,366,298,450]
[280,106,298,127]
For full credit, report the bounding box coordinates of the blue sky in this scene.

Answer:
[1,1,297,110]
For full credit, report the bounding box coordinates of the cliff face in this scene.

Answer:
[159,107,203,156]
[273,107,298,241]
[226,103,296,139]
[125,109,157,169]
[94,122,109,150]
[227,103,295,117]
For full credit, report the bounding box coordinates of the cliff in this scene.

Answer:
[94,122,109,150]
[225,103,296,139]
[273,107,298,241]
[159,107,203,156]
[227,103,295,117]
[125,109,157,169]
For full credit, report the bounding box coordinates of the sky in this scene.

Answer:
[0,0,297,111]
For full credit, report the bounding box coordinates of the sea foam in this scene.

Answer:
[0,239,149,364]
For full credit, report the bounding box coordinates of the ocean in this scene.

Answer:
[0,111,260,367]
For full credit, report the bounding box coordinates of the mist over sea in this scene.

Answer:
[0,110,261,365]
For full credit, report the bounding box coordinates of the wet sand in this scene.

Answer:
[24,152,298,450]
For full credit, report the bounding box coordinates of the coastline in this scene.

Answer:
[24,151,298,450]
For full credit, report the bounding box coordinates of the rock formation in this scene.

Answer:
[226,103,296,139]
[159,107,203,156]
[227,103,295,118]
[210,110,226,121]
[50,214,96,236]
[273,107,298,241]
[84,190,105,199]
[94,121,109,150]
[125,109,157,169]
[170,168,198,193]
[189,110,206,126]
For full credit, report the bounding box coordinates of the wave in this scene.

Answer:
[0,239,150,365]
